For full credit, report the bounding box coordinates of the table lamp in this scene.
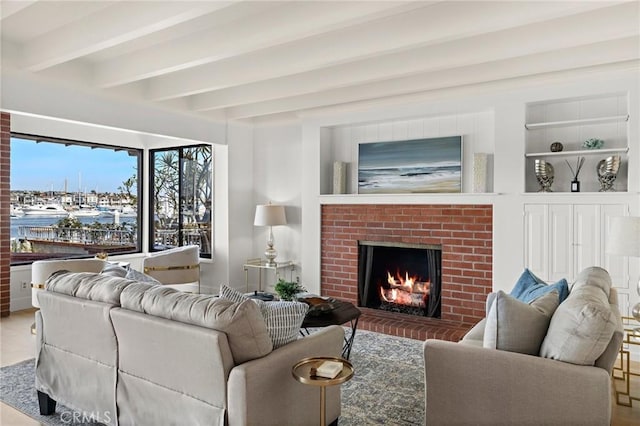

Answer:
[254,203,287,267]
[606,216,640,329]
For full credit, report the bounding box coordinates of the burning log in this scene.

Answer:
[380,288,427,307]
[381,270,430,308]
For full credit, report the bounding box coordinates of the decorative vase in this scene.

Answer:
[550,142,563,152]
[534,159,554,192]
[333,161,347,194]
[473,153,488,193]
[597,155,621,192]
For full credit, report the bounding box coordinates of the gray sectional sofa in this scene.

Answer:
[35,272,344,426]
[423,266,624,425]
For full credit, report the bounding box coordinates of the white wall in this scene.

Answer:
[249,123,303,293]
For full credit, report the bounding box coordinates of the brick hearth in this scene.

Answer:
[321,204,493,341]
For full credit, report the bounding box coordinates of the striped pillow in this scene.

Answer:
[220,285,309,348]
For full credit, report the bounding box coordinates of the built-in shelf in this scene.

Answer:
[524,93,629,193]
[524,114,629,130]
[525,147,628,158]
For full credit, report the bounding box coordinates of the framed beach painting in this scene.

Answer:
[358,136,463,194]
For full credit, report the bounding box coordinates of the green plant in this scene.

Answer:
[275,279,305,301]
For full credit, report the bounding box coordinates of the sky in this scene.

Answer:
[10,137,138,193]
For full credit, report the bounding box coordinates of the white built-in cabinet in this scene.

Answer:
[524,203,630,312]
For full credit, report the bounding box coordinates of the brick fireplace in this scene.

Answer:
[321,204,492,341]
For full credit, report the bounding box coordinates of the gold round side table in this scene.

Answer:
[292,356,354,426]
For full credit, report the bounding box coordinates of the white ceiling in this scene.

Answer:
[1,1,639,124]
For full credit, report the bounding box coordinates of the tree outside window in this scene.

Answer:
[150,145,212,258]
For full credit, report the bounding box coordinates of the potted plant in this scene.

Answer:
[275,279,305,301]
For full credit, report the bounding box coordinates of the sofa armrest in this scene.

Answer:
[228,325,344,426]
[424,339,612,426]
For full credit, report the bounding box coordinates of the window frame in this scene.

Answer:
[148,144,213,259]
[9,132,144,265]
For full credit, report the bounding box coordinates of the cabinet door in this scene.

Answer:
[573,205,600,278]
[524,204,548,280]
[549,204,573,282]
[602,204,630,313]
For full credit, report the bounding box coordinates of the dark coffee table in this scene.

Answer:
[300,299,361,359]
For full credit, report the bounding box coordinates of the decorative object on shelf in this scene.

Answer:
[606,216,640,333]
[472,153,488,193]
[597,155,621,192]
[275,278,305,301]
[534,159,554,192]
[254,203,287,266]
[550,141,563,152]
[332,161,347,194]
[565,157,585,193]
[582,138,605,150]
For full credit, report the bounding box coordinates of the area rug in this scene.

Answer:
[0,329,425,425]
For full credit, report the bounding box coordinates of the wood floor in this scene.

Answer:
[1,309,638,425]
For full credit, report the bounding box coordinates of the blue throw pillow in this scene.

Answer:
[510,269,569,304]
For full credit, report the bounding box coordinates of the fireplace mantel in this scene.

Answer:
[319,193,499,205]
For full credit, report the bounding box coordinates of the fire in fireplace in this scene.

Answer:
[358,241,441,318]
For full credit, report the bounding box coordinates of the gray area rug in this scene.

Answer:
[0,329,424,425]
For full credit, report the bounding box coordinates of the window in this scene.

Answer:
[10,134,142,265]
[150,145,212,258]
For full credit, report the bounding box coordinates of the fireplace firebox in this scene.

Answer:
[357,241,442,318]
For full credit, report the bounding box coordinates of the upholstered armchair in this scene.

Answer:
[142,245,201,293]
[32,258,107,308]
[31,258,106,334]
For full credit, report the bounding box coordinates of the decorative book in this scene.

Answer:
[315,360,343,379]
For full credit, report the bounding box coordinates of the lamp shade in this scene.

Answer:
[607,216,640,257]
[254,204,287,226]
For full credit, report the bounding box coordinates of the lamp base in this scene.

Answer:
[265,247,277,267]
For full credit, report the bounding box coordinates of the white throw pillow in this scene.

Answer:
[220,285,309,348]
[125,267,162,285]
[540,268,617,365]
[483,290,559,355]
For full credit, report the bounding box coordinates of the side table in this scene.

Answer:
[292,356,354,426]
[613,316,640,407]
[243,258,295,293]
[300,300,361,359]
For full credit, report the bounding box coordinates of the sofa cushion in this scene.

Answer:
[220,285,309,348]
[510,269,569,304]
[460,318,485,347]
[540,267,617,366]
[483,290,559,355]
[46,271,134,305]
[121,284,273,364]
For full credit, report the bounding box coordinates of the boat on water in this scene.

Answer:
[10,205,24,217]
[118,206,137,217]
[22,204,69,217]
[69,205,101,217]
